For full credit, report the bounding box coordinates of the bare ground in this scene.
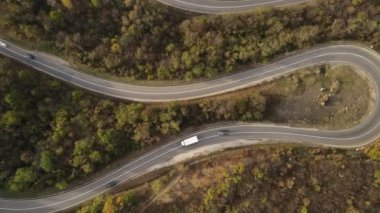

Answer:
[262,64,373,129]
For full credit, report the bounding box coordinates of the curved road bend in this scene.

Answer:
[0,1,380,212]
[156,0,309,13]
[1,42,380,213]
[0,43,378,103]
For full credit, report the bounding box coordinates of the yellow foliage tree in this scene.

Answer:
[111,43,122,54]
[61,0,73,9]
[124,0,133,7]
[367,143,380,161]
[102,198,117,213]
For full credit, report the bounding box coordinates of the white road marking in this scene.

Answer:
[2,45,378,99]
[156,0,309,13]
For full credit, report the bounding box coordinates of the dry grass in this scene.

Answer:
[263,64,372,129]
[80,143,379,213]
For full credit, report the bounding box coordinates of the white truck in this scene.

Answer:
[181,136,199,147]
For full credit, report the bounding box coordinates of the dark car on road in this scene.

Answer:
[25,53,34,59]
[106,180,118,188]
[217,130,229,136]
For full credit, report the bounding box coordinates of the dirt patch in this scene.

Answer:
[175,64,373,130]
[261,64,373,129]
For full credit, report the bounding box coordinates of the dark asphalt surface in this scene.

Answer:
[157,0,309,13]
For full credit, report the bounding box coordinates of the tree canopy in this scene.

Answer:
[0,0,378,80]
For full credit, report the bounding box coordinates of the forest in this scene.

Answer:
[0,0,379,80]
[0,57,266,192]
[77,144,380,213]
[0,0,379,195]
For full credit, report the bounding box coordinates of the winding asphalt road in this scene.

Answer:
[0,43,377,103]
[0,0,380,212]
[157,0,309,13]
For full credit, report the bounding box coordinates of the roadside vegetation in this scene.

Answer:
[0,56,371,194]
[76,143,380,212]
[0,57,264,194]
[0,0,379,80]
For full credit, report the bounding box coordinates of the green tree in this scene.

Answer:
[374,170,380,187]
[2,110,21,126]
[115,103,144,128]
[55,180,68,190]
[192,65,203,77]
[151,179,164,195]
[366,143,380,161]
[89,151,102,163]
[9,167,37,192]
[40,151,54,173]
[77,196,105,213]
[91,0,102,8]
[123,191,137,206]
[133,122,152,143]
